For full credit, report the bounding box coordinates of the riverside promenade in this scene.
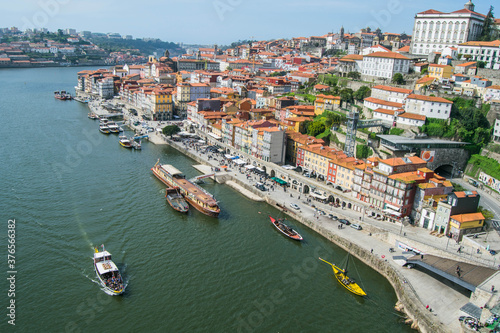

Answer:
[87,98,500,332]
[153,129,500,333]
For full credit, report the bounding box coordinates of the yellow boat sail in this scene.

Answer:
[319,257,367,297]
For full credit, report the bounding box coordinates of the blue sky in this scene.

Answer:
[2,0,494,45]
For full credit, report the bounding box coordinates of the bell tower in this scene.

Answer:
[464,1,474,11]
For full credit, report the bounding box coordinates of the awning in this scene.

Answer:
[383,209,401,217]
[245,165,255,169]
[207,132,222,140]
[256,167,265,173]
[385,204,401,211]
[231,156,240,160]
[234,159,246,165]
[310,192,328,200]
[271,177,288,185]
[220,165,228,169]
[224,154,235,159]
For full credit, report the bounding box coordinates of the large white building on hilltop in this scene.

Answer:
[410,1,486,56]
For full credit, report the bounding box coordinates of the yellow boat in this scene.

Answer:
[319,257,367,297]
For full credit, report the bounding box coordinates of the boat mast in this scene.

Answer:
[345,253,350,275]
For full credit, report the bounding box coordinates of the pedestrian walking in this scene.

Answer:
[370,249,373,254]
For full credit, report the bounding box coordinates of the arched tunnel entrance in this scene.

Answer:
[434,164,454,178]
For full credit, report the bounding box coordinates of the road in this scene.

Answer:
[451,177,500,220]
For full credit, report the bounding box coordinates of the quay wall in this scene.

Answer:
[163,136,445,333]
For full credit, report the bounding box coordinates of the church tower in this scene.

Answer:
[340,26,344,41]
[464,1,475,11]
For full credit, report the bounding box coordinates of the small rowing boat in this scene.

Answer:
[166,187,189,213]
[269,215,303,241]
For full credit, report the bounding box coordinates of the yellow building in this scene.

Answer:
[283,116,311,133]
[151,90,173,121]
[285,131,324,165]
[449,212,485,241]
[415,76,436,91]
[314,94,341,115]
[428,64,453,80]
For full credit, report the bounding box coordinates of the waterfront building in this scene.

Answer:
[296,145,347,182]
[449,212,485,241]
[148,89,173,121]
[221,118,243,147]
[434,191,480,235]
[285,131,324,166]
[97,76,115,99]
[410,1,486,55]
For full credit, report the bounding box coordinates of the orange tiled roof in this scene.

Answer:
[365,51,410,60]
[406,94,452,104]
[364,97,404,108]
[373,85,413,94]
[450,212,485,223]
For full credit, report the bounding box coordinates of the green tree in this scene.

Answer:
[420,68,428,75]
[340,88,354,104]
[162,125,181,137]
[480,6,496,41]
[392,73,405,85]
[307,121,326,137]
[478,206,495,221]
[477,61,487,68]
[347,71,361,80]
[353,86,371,101]
[356,144,372,159]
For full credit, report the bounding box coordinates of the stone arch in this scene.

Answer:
[270,169,276,178]
[335,198,340,205]
[328,195,335,203]
[347,203,352,209]
[303,185,310,194]
[434,164,454,178]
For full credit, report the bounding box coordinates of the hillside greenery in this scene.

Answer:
[420,97,491,154]
[90,37,184,56]
[468,154,500,180]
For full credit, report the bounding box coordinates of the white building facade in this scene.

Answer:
[361,52,410,79]
[410,1,485,55]
[404,94,453,120]
[457,40,500,69]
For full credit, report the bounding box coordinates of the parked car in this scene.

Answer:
[490,250,497,256]
[303,172,311,177]
[328,214,338,220]
[350,224,362,230]
[290,203,300,210]
[254,183,267,192]
[338,219,351,225]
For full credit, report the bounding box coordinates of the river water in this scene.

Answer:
[0,67,412,332]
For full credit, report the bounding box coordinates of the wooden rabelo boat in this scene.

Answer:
[269,215,303,241]
[319,257,366,296]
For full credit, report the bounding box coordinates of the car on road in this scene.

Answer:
[328,214,338,220]
[350,224,362,230]
[290,203,300,210]
[490,250,497,256]
[254,183,267,191]
[338,219,351,225]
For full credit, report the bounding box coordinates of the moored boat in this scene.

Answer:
[88,112,99,119]
[132,139,142,150]
[54,90,72,100]
[107,122,120,133]
[166,187,189,213]
[93,245,125,295]
[319,257,366,296]
[269,215,303,241]
[151,161,220,217]
[119,135,133,148]
[99,124,110,134]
